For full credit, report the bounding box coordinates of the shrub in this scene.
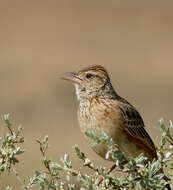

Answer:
[0,114,172,189]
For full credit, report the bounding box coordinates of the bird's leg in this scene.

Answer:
[107,164,117,175]
[97,164,116,186]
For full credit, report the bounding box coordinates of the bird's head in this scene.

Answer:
[61,65,113,100]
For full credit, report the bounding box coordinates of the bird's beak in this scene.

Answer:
[61,72,83,85]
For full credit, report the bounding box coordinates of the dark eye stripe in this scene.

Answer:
[86,73,103,81]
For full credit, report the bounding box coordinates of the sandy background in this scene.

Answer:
[0,0,173,189]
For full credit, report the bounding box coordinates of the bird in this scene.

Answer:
[61,65,171,189]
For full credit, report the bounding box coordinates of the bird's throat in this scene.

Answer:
[74,84,80,101]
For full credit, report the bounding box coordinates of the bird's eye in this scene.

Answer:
[86,73,93,79]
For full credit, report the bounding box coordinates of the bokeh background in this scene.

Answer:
[0,0,173,189]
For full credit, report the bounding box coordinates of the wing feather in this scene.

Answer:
[118,98,157,157]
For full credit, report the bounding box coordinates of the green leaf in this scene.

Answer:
[12,157,19,164]
[42,156,50,167]
[50,162,62,170]
[35,170,41,176]
[19,137,24,143]
[43,136,48,144]
[4,113,10,122]
[89,141,99,147]
[18,125,23,132]
[159,118,166,131]
[14,147,24,155]
[74,145,85,159]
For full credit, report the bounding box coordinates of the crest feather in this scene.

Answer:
[79,65,107,74]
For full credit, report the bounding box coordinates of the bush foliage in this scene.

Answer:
[0,114,173,189]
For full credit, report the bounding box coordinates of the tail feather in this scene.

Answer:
[165,183,171,190]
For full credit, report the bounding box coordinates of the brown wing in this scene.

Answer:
[118,98,157,158]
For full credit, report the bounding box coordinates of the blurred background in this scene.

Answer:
[0,0,173,188]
